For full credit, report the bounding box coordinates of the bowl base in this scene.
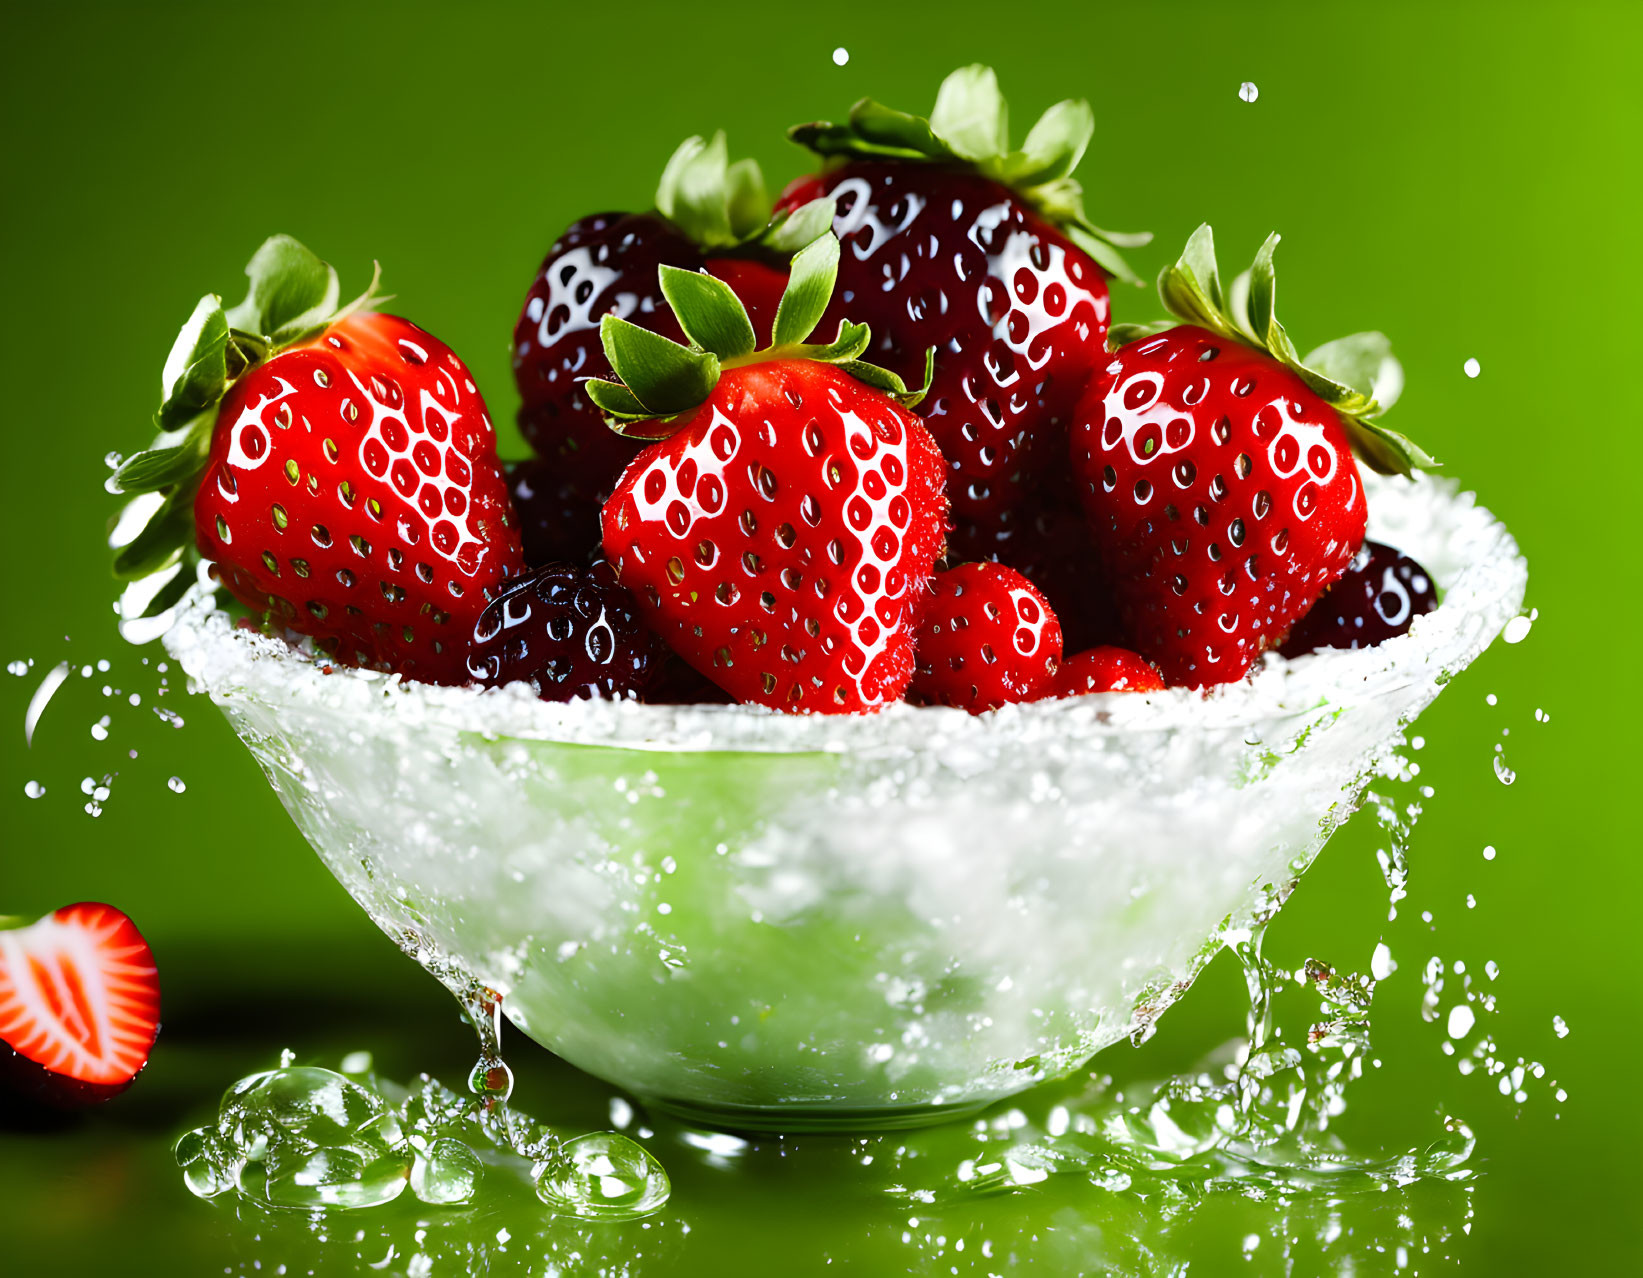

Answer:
[644,1094,994,1135]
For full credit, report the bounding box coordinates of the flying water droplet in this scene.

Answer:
[1502,615,1531,644]
[1552,1015,1570,1039]
[24,661,70,747]
[832,47,850,66]
[534,1132,670,1219]
[24,780,45,799]
[1492,755,1516,785]
[7,659,29,676]
[1239,81,1259,102]
[168,775,187,793]
[1463,358,1481,378]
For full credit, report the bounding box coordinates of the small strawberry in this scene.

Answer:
[595,235,948,713]
[1069,226,1434,688]
[511,135,834,561]
[1279,540,1438,656]
[466,559,663,700]
[910,562,1061,713]
[109,237,523,684]
[1,903,160,1108]
[779,66,1148,577]
[1051,646,1164,696]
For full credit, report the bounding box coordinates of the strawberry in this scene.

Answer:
[109,237,523,684]
[594,235,948,713]
[779,66,1148,585]
[506,456,602,568]
[0,903,160,1108]
[910,562,1061,712]
[467,559,663,700]
[1052,646,1164,696]
[1279,540,1438,656]
[1069,226,1434,688]
[511,135,834,562]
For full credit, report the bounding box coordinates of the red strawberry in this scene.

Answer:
[0,903,160,1108]
[110,237,523,684]
[1069,226,1433,688]
[779,66,1147,579]
[1051,646,1163,696]
[511,135,831,561]
[595,235,948,713]
[910,562,1061,712]
[467,560,663,701]
[1279,540,1438,656]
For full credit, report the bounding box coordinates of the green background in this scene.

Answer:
[2,1,1638,1273]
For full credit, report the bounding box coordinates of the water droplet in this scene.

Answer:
[832,46,850,66]
[1446,1004,1476,1039]
[1502,614,1531,644]
[1238,81,1259,103]
[534,1132,670,1219]
[1483,844,1497,860]
[409,1137,483,1204]
[1492,755,1516,785]
[24,661,70,747]
[23,780,44,799]
[90,716,110,741]
[1553,1015,1570,1038]
[7,659,29,676]
[1463,357,1481,378]
[168,776,187,794]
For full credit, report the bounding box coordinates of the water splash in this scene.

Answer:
[175,1050,669,1221]
[1239,81,1260,102]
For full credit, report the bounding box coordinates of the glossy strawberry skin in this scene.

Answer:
[911,562,1062,713]
[1051,646,1164,696]
[776,163,1111,567]
[466,560,663,701]
[1279,540,1437,656]
[601,361,948,713]
[193,312,523,683]
[510,214,787,560]
[1070,326,1366,688]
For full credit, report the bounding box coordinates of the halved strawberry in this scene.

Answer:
[0,903,160,1107]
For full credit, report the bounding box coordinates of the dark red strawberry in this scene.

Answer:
[910,562,1061,712]
[1,903,160,1108]
[779,66,1147,579]
[512,135,831,561]
[1051,646,1164,696]
[594,235,948,713]
[506,457,603,568]
[467,560,663,700]
[109,237,523,684]
[1280,540,1438,656]
[1070,226,1433,688]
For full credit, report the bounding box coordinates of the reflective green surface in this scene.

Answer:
[3,2,1639,1273]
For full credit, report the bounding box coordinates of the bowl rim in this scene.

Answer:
[157,474,1528,755]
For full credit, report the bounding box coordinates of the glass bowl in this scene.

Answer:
[161,474,1526,1131]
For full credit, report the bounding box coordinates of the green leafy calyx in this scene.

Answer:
[107,236,383,602]
[1110,224,1433,477]
[586,233,933,438]
[655,131,836,256]
[788,64,1150,283]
